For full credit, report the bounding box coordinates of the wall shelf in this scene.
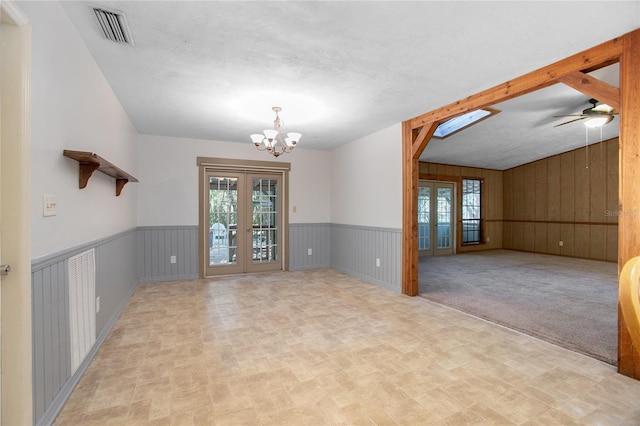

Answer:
[63,150,138,196]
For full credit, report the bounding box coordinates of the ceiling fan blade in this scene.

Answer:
[553,117,587,127]
[553,114,586,117]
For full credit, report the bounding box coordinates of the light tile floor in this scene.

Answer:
[54,269,640,425]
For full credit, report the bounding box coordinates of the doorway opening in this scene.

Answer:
[403,29,640,378]
[198,157,290,277]
[1,1,33,422]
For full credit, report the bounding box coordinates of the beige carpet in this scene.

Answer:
[418,250,618,365]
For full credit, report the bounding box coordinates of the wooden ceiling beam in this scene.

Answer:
[408,36,624,130]
[411,121,439,160]
[558,71,620,110]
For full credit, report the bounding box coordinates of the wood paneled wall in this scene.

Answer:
[420,137,618,261]
[503,137,618,261]
[418,162,503,253]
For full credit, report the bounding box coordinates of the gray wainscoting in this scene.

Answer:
[289,223,331,270]
[30,223,401,424]
[31,229,138,426]
[137,226,199,282]
[330,224,402,292]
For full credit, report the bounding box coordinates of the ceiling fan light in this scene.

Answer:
[584,116,612,128]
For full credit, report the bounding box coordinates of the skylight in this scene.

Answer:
[433,108,500,139]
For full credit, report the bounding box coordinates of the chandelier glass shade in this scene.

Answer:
[251,107,302,158]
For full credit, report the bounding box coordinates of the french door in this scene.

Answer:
[418,180,454,256]
[205,171,283,276]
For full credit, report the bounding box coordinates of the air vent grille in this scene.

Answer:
[91,5,134,45]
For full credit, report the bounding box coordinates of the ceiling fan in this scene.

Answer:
[553,98,618,128]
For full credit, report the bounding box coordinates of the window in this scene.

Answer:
[462,178,482,244]
[432,108,500,139]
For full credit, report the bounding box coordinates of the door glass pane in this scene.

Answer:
[252,178,278,263]
[418,186,430,250]
[209,176,238,266]
[437,187,451,249]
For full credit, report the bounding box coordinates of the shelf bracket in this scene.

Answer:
[78,162,100,189]
[115,178,129,197]
[63,150,138,197]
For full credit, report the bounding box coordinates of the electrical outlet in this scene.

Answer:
[307,248,312,256]
[376,258,381,267]
[170,255,177,263]
[96,296,101,313]
[559,241,564,247]
[486,237,491,242]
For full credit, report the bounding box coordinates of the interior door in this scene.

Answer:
[205,171,283,275]
[418,181,454,256]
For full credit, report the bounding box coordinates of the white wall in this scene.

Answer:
[24,0,399,258]
[330,123,402,229]
[137,134,331,226]
[24,1,138,259]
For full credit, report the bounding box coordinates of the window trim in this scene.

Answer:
[461,177,483,245]
[431,107,501,139]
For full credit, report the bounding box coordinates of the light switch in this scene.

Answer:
[43,195,57,217]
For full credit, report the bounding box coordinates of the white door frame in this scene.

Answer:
[0,1,33,424]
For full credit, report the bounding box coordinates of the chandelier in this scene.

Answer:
[250,107,302,158]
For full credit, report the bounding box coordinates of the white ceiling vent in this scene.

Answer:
[90,4,134,45]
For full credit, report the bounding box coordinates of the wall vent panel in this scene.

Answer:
[68,248,96,375]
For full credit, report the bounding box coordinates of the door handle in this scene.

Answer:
[0,264,10,275]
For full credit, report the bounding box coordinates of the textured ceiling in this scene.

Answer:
[60,1,637,169]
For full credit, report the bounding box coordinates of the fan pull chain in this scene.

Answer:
[600,125,604,157]
[585,126,589,169]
